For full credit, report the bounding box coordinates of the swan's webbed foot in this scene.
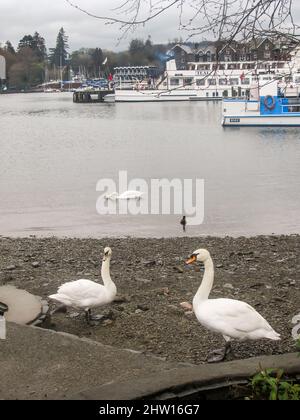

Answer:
[85,310,105,326]
[207,342,232,363]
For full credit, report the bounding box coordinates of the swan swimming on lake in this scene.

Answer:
[186,248,280,363]
[49,247,117,325]
[104,192,119,200]
[105,191,144,200]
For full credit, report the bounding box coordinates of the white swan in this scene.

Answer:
[105,191,144,200]
[186,248,280,362]
[104,192,119,200]
[49,247,117,324]
[118,190,144,200]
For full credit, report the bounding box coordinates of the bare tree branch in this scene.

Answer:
[65,0,299,44]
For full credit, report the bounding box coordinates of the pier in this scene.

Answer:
[73,89,114,103]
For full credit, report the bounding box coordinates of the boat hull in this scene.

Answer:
[114,89,195,102]
[223,115,300,126]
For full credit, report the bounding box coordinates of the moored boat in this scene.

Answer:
[222,81,300,126]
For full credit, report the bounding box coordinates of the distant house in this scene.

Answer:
[196,45,217,62]
[167,38,295,69]
[248,38,275,61]
[217,42,240,62]
[168,44,196,69]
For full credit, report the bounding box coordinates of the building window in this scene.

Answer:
[208,79,217,85]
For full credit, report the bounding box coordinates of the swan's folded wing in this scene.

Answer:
[206,299,275,336]
[58,279,106,302]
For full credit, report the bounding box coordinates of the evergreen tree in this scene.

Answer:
[32,32,47,61]
[5,41,15,55]
[18,35,34,51]
[17,33,46,61]
[49,28,69,67]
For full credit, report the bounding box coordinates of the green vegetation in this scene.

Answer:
[0,30,173,91]
[251,369,300,400]
[49,28,69,67]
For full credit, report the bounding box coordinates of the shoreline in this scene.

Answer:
[0,234,299,364]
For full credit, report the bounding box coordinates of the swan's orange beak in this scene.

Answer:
[185,254,197,265]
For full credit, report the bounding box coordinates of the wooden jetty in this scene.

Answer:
[73,90,114,103]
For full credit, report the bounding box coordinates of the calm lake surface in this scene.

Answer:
[0,92,300,238]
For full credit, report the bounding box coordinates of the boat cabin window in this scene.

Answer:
[241,78,250,85]
[229,78,239,85]
[219,78,228,85]
[208,79,217,86]
[283,105,300,113]
[196,79,206,86]
[184,78,193,86]
[170,78,180,86]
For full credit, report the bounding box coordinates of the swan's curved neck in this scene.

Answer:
[193,257,214,305]
[101,258,117,296]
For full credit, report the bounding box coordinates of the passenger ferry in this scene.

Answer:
[111,55,300,102]
[222,80,300,126]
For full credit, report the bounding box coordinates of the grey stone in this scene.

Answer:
[223,283,234,290]
[31,262,40,268]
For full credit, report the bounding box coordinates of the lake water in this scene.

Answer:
[0,92,300,238]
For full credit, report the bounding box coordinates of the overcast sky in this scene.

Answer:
[1,0,300,52]
[0,0,185,52]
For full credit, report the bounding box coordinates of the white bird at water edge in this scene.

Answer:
[105,190,144,200]
[49,247,117,325]
[186,248,280,363]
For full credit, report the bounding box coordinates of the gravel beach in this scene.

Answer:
[0,235,299,364]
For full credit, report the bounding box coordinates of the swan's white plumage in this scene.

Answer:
[188,248,280,343]
[194,298,280,341]
[105,191,144,200]
[49,247,117,312]
[49,280,113,309]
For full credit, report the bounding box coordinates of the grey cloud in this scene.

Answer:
[1,0,300,52]
[0,0,182,51]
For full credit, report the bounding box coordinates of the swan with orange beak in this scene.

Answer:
[186,248,280,363]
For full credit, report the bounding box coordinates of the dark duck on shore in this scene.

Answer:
[180,216,187,232]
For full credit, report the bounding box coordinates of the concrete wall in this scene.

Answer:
[0,55,6,80]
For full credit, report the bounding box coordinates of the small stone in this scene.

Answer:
[249,283,264,289]
[135,309,143,314]
[216,264,224,268]
[102,319,113,327]
[31,262,40,268]
[184,311,194,317]
[173,266,184,274]
[180,302,193,311]
[144,260,156,267]
[137,278,152,284]
[69,312,80,319]
[6,265,16,271]
[223,283,234,290]
[137,304,149,312]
